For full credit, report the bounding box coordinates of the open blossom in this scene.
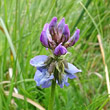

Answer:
[30,17,81,88]
[30,55,81,88]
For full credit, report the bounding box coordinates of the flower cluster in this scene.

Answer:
[30,17,81,88]
[40,17,80,56]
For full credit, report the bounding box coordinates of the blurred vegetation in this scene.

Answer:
[0,0,110,110]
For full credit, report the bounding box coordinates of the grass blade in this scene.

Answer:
[0,18,25,89]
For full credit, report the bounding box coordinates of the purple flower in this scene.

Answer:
[39,17,80,56]
[31,17,82,88]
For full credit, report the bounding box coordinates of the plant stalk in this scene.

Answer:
[48,79,56,110]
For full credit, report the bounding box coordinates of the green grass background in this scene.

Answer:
[0,0,110,110]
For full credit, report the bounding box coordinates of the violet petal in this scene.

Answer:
[54,43,67,56]
[65,29,80,47]
[62,24,70,43]
[43,23,49,31]
[58,18,65,41]
[40,31,49,48]
[49,17,57,36]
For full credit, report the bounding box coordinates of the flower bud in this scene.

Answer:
[57,18,65,42]
[64,29,80,48]
[49,17,57,36]
[62,24,70,43]
[54,43,67,56]
[40,31,49,48]
[43,23,49,31]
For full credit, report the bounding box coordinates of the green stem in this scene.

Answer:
[48,79,56,110]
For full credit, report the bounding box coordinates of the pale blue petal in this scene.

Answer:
[40,72,54,85]
[65,63,82,75]
[30,55,48,67]
[42,81,52,88]
[34,70,44,86]
[57,74,69,88]
[66,74,76,79]
[34,67,54,88]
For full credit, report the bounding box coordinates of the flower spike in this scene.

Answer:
[31,17,81,89]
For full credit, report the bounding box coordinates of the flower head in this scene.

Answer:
[40,17,80,56]
[30,17,81,88]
